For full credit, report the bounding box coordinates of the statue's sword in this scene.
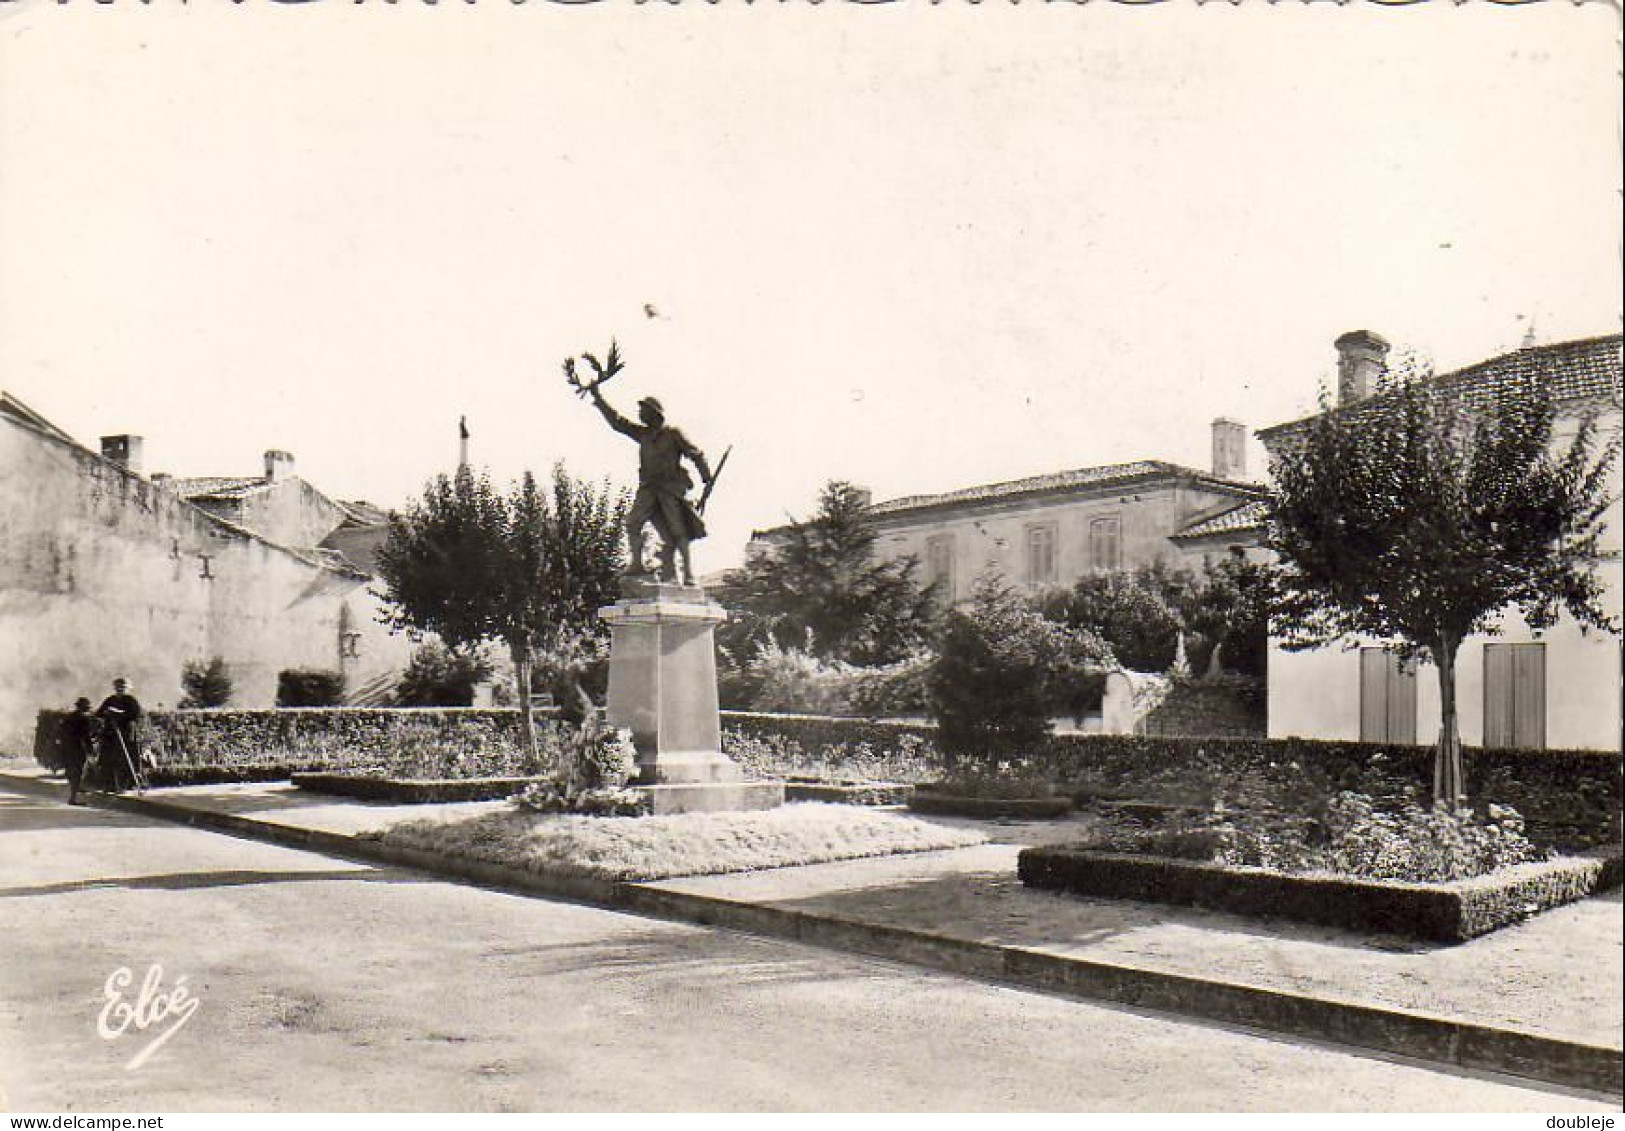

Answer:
[697,446,732,515]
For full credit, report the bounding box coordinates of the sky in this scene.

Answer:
[1,2,1619,573]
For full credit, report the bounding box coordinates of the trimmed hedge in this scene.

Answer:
[782,779,914,806]
[908,792,1073,820]
[718,712,1619,851]
[721,711,938,784]
[34,707,562,783]
[1017,845,1621,943]
[292,772,543,804]
[31,707,1622,850]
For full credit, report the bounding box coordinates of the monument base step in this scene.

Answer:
[632,780,785,815]
[635,751,746,785]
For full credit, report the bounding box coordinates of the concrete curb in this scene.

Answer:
[6,771,1620,1097]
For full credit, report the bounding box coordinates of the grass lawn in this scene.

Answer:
[368,802,985,882]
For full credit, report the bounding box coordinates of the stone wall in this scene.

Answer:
[0,412,412,751]
[1142,676,1267,739]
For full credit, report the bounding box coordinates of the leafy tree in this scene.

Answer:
[1268,362,1618,805]
[394,641,494,707]
[930,574,1114,766]
[179,657,234,708]
[376,463,627,762]
[717,480,937,668]
[1039,556,1269,678]
[1041,560,1189,672]
[1181,553,1272,679]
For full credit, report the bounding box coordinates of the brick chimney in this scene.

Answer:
[1335,330,1390,405]
[263,449,296,482]
[100,435,145,475]
[1211,418,1247,480]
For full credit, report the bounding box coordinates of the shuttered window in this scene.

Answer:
[1484,643,1546,749]
[1088,516,1121,573]
[1359,648,1418,744]
[1026,523,1058,586]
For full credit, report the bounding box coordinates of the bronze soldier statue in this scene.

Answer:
[570,347,714,585]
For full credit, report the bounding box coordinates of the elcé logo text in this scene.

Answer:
[97,964,201,1072]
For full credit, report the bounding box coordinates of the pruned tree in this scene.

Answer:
[376,463,627,763]
[179,657,234,708]
[1268,360,1619,805]
[394,641,494,707]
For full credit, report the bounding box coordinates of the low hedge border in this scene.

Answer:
[910,793,1074,820]
[782,779,914,806]
[30,707,1622,848]
[1017,844,1622,943]
[291,773,544,804]
[34,707,561,783]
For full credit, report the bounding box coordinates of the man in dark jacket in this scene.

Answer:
[59,697,98,804]
[96,678,144,792]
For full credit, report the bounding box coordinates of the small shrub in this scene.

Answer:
[179,658,234,709]
[581,725,638,791]
[394,642,493,707]
[276,668,347,707]
[512,781,650,817]
[749,641,860,716]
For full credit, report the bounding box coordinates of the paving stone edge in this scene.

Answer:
[5,771,1618,1098]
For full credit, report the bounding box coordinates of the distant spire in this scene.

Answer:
[1521,317,1539,349]
[458,416,470,469]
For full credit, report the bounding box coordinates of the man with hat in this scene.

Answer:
[59,696,98,805]
[95,677,144,792]
[586,386,714,585]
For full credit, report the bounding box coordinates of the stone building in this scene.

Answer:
[857,419,1269,603]
[1258,331,1624,752]
[0,393,413,751]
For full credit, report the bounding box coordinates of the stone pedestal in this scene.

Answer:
[599,580,783,815]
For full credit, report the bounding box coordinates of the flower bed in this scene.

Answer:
[370,802,986,882]
[292,772,544,804]
[1016,845,1619,943]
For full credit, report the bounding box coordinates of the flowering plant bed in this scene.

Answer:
[1016,844,1620,942]
[292,772,543,804]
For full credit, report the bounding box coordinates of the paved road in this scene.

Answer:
[0,787,1610,1113]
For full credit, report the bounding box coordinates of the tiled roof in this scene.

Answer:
[1173,499,1269,541]
[1259,333,1623,440]
[867,460,1263,520]
[337,499,390,527]
[170,476,270,501]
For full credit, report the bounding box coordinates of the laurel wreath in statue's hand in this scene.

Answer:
[564,340,624,399]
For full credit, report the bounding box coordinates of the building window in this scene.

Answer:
[926,535,955,601]
[1484,643,1546,749]
[1088,516,1121,573]
[1025,523,1057,586]
[1359,648,1417,744]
